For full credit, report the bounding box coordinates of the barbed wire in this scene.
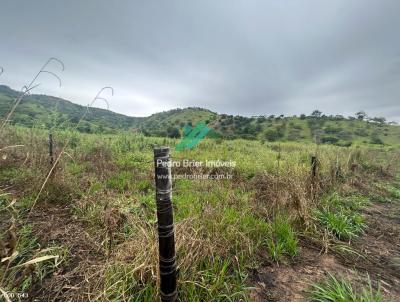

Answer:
[30,86,114,213]
[0,57,64,130]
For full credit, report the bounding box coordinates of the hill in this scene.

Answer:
[138,107,217,137]
[1,84,399,146]
[0,85,143,132]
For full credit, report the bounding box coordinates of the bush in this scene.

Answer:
[321,136,339,144]
[166,126,180,138]
[354,128,369,137]
[324,125,343,134]
[370,132,384,145]
[264,128,283,142]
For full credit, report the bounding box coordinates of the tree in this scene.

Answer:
[257,116,266,123]
[77,122,92,133]
[166,126,180,138]
[355,111,367,120]
[371,117,386,125]
[311,110,322,118]
[263,128,283,141]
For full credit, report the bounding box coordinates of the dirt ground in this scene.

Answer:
[27,203,106,302]
[250,198,400,302]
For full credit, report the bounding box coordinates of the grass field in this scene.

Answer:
[0,125,399,301]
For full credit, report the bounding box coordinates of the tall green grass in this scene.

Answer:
[309,274,384,302]
[315,193,367,241]
[266,215,298,262]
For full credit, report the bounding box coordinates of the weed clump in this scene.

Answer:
[309,274,383,302]
[266,215,298,262]
[316,208,365,241]
[315,193,367,241]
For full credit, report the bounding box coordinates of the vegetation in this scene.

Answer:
[0,87,399,301]
[1,85,400,146]
[309,274,383,302]
[266,215,298,262]
[315,193,367,241]
[0,85,142,132]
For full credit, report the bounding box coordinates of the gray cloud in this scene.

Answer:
[1,0,399,120]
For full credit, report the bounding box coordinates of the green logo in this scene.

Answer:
[175,121,210,151]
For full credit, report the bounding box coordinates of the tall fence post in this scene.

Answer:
[49,133,54,165]
[335,155,340,180]
[310,155,317,200]
[154,147,177,302]
[311,155,317,179]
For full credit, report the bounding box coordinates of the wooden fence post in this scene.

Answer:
[154,147,177,302]
[49,133,54,165]
[311,155,317,179]
[310,155,317,200]
[335,156,340,180]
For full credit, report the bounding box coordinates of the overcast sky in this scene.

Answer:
[1,0,399,120]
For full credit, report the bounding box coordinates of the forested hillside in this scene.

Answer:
[1,85,399,146]
[0,85,142,132]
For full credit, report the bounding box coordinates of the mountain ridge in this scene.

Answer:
[1,84,399,146]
